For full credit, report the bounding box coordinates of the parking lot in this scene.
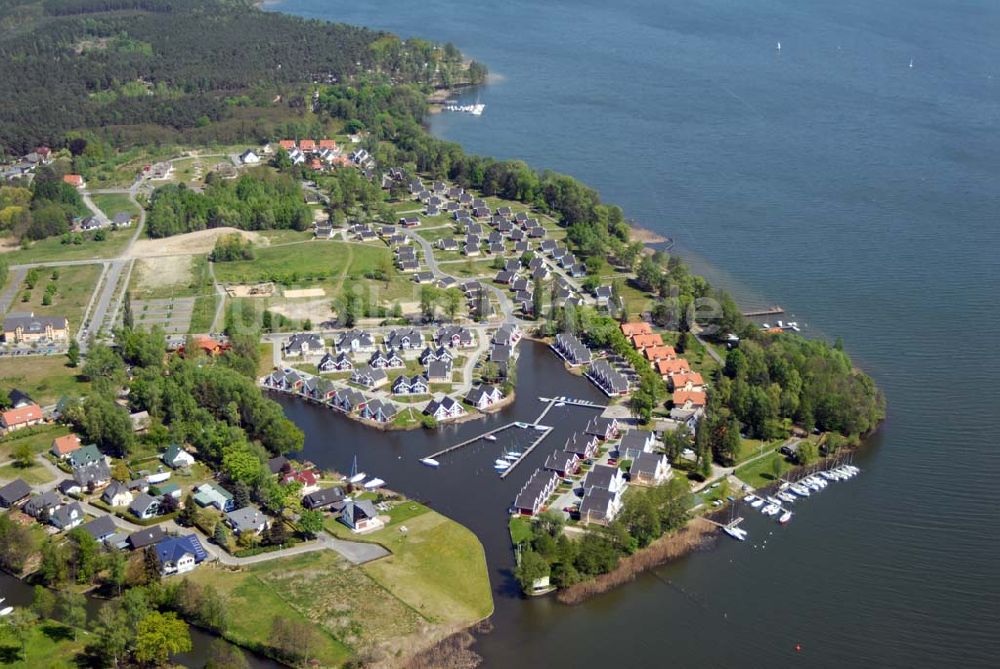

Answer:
[131,297,196,334]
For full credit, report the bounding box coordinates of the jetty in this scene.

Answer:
[499,425,554,479]
[741,306,784,317]
[425,423,518,460]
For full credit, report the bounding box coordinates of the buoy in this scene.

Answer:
[795,644,802,652]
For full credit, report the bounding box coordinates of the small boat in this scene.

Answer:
[724,526,748,541]
[778,492,797,503]
[494,462,509,471]
[743,494,758,503]
[776,41,782,51]
[534,424,547,431]
[778,510,793,524]
[420,458,440,468]
[504,453,520,462]
[495,458,511,467]
[348,473,367,484]
[762,504,781,516]
[484,434,497,442]
[514,422,529,429]
[555,402,565,407]
[507,450,523,458]
[750,498,765,509]
[790,483,811,497]
[0,606,12,617]
[820,471,838,481]
[363,478,385,489]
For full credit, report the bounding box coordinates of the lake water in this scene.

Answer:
[270,0,1000,666]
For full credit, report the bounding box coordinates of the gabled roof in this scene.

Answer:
[0,478,31,505]
[51,433,82,456]
[82,514,117,541]
[156,534,208,565]
[69,444,103,469]
[128,525,166,549]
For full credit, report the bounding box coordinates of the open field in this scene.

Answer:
[12,263,102,331]
[734,450,792,488]
[90,192,140,220]
[129,227,264,259]
[187,548,438,663]
[0,229,131,265]
[0,424,71,461]
[326,503,493,626]
[0,355,87,405]
[0,459,55,484]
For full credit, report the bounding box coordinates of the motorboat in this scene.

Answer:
[515,422,529,429]
[778,510,793,524]
[484,434,497,442]
[494,459,511,468]
[750,498,765,509]
[743,494,758,503]
[419,458,440,468]
[348,473,367,484]
[0,606,12,617]
[762,504,781,516]
[778,492,797,503]
[534,424,548,431]
[724,526,748,541]
[555,401,566,407]
[363,478,385,489]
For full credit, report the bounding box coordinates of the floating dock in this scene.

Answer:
[425,423,519,461]
[499,425,554,479]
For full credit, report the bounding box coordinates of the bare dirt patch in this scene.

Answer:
[283,287,326,298]
[268,298,334,323]
[226,282,275,298]
[128,227,264,258]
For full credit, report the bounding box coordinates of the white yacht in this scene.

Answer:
[724,525,748,541]
[420,458,440,468]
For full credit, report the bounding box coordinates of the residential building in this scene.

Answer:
[668,372,705,392]
[340,499,383,532]
[585,417,621,441]
[73,460,112,491]
[127,526,166,551]
[630,333,665,350]
[227,506,269,535]
[587,359,630,396]
[643,345,677,362]
[368,349,404,369]
[0,479,31,508]
[393,374,429,395]
[672,390,707,411]
[69,444,104,469]
[563,432,599,460]
[619,429,657,455]
[426,358,453,383]
[335,329,376,353]
[584,464,627,495]
[50,502,84,531]
[0,403,44,434]
[513,469,559,516]
[656,358,692,378]
[351,365,388,389]
[302,487,345,510]
[543,451,580,478]
[629,453,673,485]
[129,493,161,520]
[620,322,653,337]
[464,385,503,411]
[282,333,325,357]
[50,434,82,460]
[24,491,62,519]
[162,444,195,469]
[102,480,133,507]
[155,535,208,575]
[424,396,466,421]
[579,487,623,525]
[553,332,592,366]
[82,515,118,543]
[359,398,398,423]
[193,482,234,512]
[318,351,352,372]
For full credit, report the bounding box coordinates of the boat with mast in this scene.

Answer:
[347,455,366,484]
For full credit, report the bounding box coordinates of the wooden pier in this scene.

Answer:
[741,306,784,317]
[425,423,518,460]
[537,397,607,410]
[703,516,744,529]
[499,425,554,479]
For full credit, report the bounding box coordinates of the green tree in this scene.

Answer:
[213,521,230,547]
[57,590,87,638]
[31,584,56,619]
[514,549,550,594]
[532,276,544,319]
[11,441,33,468]
[2,608,37,663]
[66,338,80,367]
[93,603,130,668]
[298,509,324,538]
[205,638,250,669]
[134,611,192,666]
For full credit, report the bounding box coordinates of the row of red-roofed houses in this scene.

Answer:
[620,321,707,427]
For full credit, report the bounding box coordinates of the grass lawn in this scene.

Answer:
[15,263,103,332]
[90,192,140,220]
[734,451,792,489]
[0,619,87,668]
[188,550,428,662]
[257,343,274,376]
[213,240,389,287]
[189,294,216,334]
[0,355,88,405]
[0,424,71,461]
[2,229,131,265]
[509,516,532,545]
[415,226,458,243]
[0,460,55,485]
[327,503,493,625]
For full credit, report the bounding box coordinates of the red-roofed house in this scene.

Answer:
[309,158,322,171]
[180,336,231,358]
[630,333,664,350]
[62,174,85,189]
[1,403,44,434]
[279,140,296,151]
[318,139,337,150]
[642,345,676,362]
[51,433,82,459]
[672,390,707,410]
[656,358,691,378]
[620,322,652,337]
[281,468,320,494]
[299,139,317,152]
[668,372,705,392]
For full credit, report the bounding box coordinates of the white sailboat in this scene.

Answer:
[776,41,782,52]
[484,434,497,442]
[363,477,385,489]
[347,455,366,484]
[724,525,748,541]
[420,457,440,468]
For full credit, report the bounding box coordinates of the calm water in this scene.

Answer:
[270,0,1000,666]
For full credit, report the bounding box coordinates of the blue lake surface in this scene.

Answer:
[270,1,1000,665]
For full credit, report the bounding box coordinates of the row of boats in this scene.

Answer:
[347,456,386,488]
[443,102,485,115]
[494,448,524,471]
[725,464,861,542]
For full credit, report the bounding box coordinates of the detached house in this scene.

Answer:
[340,499,383,532]
[302,487,345,510]
[351,365,388,389]
[193,483,234,513]
[336,329,376,353]
[368,349,405,369]
[51,433,82,459]
[227,506,270,536]
[435,326,475,348]
[102,480,133,507]
[392,374,429,396]
[50,502,85,531]
[0,403,44,434]
[129,493,161,520]
[0,479,31,508]
[359,398,398,424]
[155,535,207,575]
[162,444,195,469]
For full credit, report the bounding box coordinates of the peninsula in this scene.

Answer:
[0,0,884,667]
